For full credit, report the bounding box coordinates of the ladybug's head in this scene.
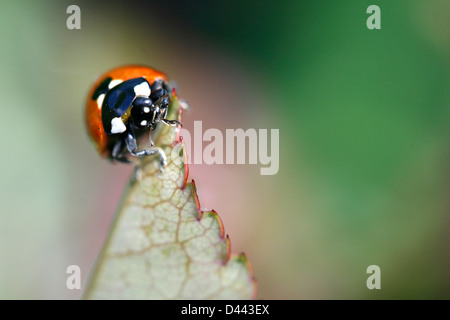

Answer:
[130,79,170,131]
[101,77,171,135]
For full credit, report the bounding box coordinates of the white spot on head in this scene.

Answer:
[134,82,151,97]
[111,117,126,134]
[140,120,147,126]
[96,94,105,110]
[108,79,123,89]
[143,106,150,113]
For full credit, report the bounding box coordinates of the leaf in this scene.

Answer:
[84,92,256,299]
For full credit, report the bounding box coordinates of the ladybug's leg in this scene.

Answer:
[111,138,135,164]
[162,119,182,126]
[125,130,167,171]
[111,137,144,181]
[111,139,128,162]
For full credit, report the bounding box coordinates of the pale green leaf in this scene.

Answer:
[84,94,256,299]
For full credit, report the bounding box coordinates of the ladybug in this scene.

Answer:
[85,65,182,169]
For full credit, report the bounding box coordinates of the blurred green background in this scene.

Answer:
[0,0,448,299]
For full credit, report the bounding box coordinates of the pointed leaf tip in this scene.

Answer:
[84,93,256,299]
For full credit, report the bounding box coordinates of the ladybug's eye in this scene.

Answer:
[160,96,169,108]
[151,88,170,113]
[150,79,164,92]
[151,88,168,101]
